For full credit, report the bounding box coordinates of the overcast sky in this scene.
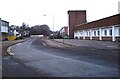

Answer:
[0,0,119,31]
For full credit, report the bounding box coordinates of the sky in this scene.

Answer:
[0,0,119,31]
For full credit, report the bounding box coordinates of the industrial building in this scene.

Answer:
[68,10,120,41]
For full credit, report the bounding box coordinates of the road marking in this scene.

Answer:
[7,46,14,56]
[43,42,47,46]
[106,46,117,48]
[7,42,22,56]
[16,43,22,45]
[2,57,10,60]
[39,51,118,71]
[7,62,19,65]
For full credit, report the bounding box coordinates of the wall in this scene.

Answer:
[74,25,120,41]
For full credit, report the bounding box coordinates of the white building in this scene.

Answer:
[74,14,120,41]
[0,18,9,40]
[0,18,9,33]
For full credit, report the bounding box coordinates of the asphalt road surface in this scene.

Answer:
[2,37,119,77]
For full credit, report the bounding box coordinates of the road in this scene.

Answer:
[2,37,119,77]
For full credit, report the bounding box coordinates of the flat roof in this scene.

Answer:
[68,10,86,14]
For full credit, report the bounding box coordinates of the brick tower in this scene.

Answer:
[68,10,86,39]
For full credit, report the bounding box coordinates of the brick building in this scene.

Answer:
[68,10,120,41]
[68,10,86,39]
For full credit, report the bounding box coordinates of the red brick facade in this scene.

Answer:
[115,36,120,41]
[92,37,99,40]
[102,36,112,41]
[79,37,83,40]
[85,37,90,40]
[68,10,86,39]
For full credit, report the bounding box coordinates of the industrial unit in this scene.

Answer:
[68,10,120,41]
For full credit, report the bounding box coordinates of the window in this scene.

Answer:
[2,21,5,26]
[89,32,90,36]
[87,32,88,36]
[94,31,96,36]
[98,31,100,36]
[109,29,112,36]
[104,30,107,36]
[119,29,120,35]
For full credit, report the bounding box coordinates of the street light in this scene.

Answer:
[43,13,54,40]
[42,14,47,39]
[52,14,54,41]
[43,14,47,25]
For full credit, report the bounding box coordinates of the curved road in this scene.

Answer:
[3,37,119,77]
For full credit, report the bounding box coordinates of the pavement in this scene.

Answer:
[43,39,120,50]
[43,38,119,60]
[43,39,74,49]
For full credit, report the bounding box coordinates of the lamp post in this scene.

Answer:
[52,14,54,41]
[42,14,47,39]
[43,13,54,40]
[43,14,47,25]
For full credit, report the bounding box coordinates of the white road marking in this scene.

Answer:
[7,42,22,56]
[38,50,118,71]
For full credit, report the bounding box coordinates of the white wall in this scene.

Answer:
[101,28,112,36]
[1,26,8,33]
[115,26,120,36]
[74,25,120,41]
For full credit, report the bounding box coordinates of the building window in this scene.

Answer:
[109,29,112,36]
[119,29,120,35]
[98,31,100,36]
[2,21,5,26]
[89,31,90,36]
[94,31,96,36]
[87,31,88,36]
[104,30,107,36]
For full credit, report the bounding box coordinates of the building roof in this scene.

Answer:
[74,14,120,31]
[1,19,9,23]
[68,10,86,13]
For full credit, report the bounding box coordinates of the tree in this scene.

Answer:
[20,22,30,37]
[40,24,50,37]
[30,24,50,37]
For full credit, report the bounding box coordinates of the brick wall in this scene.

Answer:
[92,37,99,40]
[85,37,90,40]
[115,36,120,42]
[68,10,86,39]
[102,36,112,41]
